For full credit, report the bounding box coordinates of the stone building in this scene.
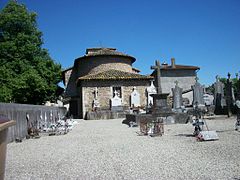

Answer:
[151,58,200,105]
[62,47,200,119]
[62,48,153,118]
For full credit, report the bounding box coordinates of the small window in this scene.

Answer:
[112,87,122,98]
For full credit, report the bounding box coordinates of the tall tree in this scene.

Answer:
[0,0,62,104]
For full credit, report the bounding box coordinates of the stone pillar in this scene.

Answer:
[172,81,183,109]
[214,75,225,114]
[191,77,204,106]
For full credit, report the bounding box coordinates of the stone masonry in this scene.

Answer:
[81,80,149,117]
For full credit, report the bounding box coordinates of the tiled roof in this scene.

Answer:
[77,69,153,81]
[62,66,73,73]
[76,48,136,63]
[161,64,200,70]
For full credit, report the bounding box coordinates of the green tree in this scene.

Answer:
[0,0,62,104]
[206,74,239,97]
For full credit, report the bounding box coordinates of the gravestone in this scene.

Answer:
[111,90,122,111]
[214,75,225,114]
[92,87,100,110]
[191,77,205,106]
[203,93,214,106]
[172,81,183,109]
[130,87,140,107]
[146,80,157,108]
[226,73,234,117]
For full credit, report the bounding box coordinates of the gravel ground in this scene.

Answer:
[5,116,240,180]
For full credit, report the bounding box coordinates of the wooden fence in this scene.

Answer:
[0,103,67,143]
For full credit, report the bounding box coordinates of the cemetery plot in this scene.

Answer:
[138,117,164,137]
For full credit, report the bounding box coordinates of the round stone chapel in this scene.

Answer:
[63,47,153,119]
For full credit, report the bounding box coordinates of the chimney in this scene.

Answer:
[161,62,168,68]
[171,58,176,68]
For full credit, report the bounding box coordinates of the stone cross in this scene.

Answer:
[151,60,162,94]
[114,90,118,97]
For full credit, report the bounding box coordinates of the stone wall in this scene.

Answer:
[63,68,72,88]
[64,67,78,97]
[160,76,195,95]
[64,56,135,98]
[160,76,195,105]
[81,80,150,117]
[75,56,134,77]
[161,69,196,77]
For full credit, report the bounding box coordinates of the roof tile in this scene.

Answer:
[78,69,153,81]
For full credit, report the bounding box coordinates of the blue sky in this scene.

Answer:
[1,0,240,86]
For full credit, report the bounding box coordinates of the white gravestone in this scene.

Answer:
[203,93,214,106]
[131,87,140,107]
[146,80,157,107]
[111,90,122,111]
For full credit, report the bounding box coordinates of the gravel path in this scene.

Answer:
[5,116,240,180]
